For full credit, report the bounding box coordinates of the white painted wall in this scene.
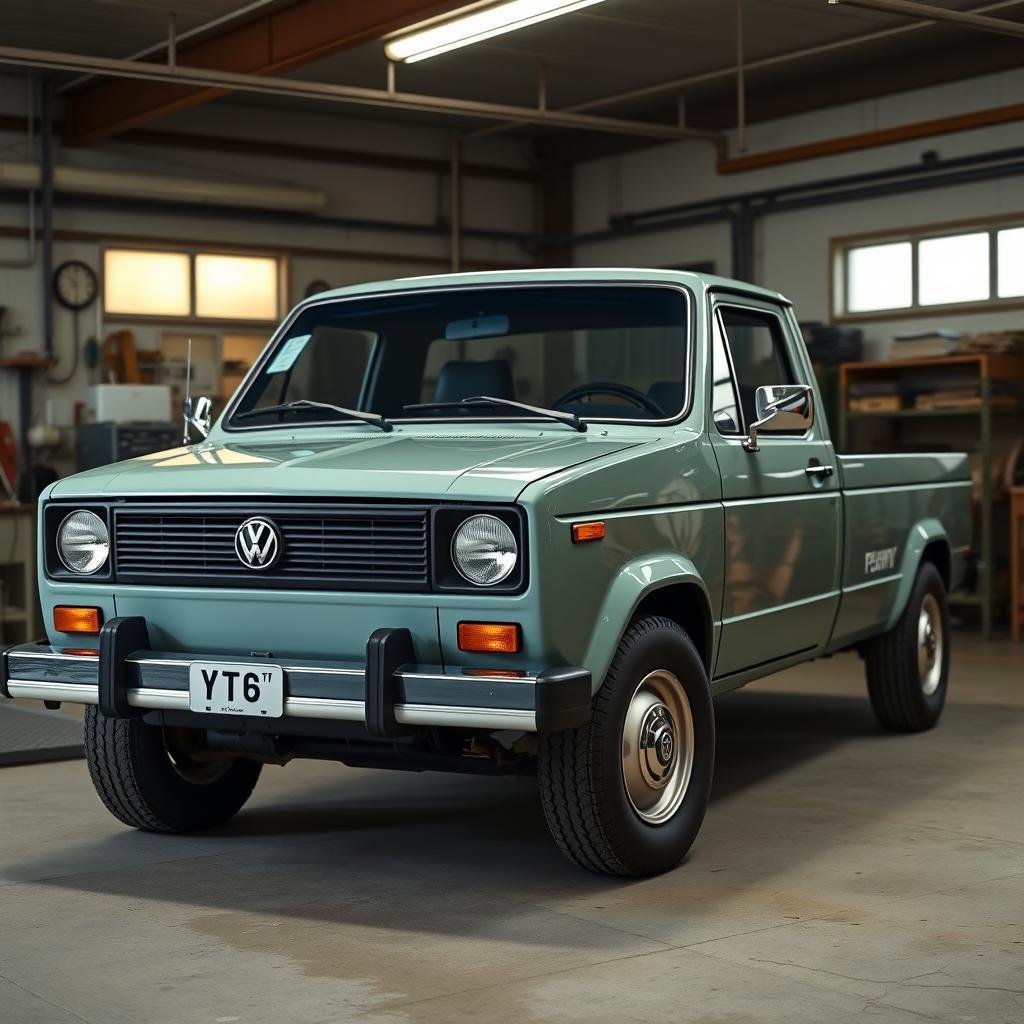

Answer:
[574,66,1024,360]
[0,73,536,450]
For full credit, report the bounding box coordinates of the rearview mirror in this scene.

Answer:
[743,384,814,453]
[182,395,213,443]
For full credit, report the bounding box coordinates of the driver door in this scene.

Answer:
[708,297,841,678]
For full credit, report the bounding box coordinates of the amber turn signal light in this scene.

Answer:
[53,606,103,635]
[457,622,521,654]
[572,521,605,543]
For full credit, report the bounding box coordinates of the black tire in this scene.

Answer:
[538,616,715,877]
[864,561,950,732]
[84,706,261,832]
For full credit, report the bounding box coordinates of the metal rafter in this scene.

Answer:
[467,0,1024,140]
[0,45,725,144]
[827,0,1024,38]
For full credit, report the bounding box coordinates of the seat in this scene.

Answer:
[434,359,515,404]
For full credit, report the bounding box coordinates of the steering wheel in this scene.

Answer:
[553,381,666,418]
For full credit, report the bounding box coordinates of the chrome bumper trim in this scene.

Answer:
[7,680,537,730]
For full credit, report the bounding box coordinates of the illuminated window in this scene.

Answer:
[997,227,1024,298]
[846,242,912,313]
[918,232,989,306]
[104,250,191,316]
[195,254,279,320]
[103,248,282,321]
[836,219,1024,317]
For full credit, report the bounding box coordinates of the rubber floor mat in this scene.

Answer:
[0,704,83,767]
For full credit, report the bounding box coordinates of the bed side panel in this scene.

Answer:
[829,454,970,651]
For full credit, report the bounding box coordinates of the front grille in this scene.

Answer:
[113,504,430,591]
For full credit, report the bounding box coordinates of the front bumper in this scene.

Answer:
[1,617,592,735]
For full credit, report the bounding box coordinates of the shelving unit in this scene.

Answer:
[838,353,1024,638]
[0,354,55,501]
[0,504,41,647]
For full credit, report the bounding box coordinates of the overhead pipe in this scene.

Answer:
[607,145,1024,231]
[450,137,462,272]
[39,76,54,358]
[548,145,1024,281]
[0,187,534,247]
[0,77,36,269]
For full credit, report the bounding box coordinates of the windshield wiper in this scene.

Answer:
[403,395,586,432]
[236,400,392,432]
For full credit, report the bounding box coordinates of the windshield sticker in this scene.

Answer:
[266,334,310,373]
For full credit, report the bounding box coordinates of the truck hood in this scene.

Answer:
[50,431,643,503]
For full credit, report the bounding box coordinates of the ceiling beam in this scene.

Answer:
[828,0,1024,39]
[0,114,538,183]
[0,44,724,144]
[63,0,468,145]
[536,33,1024,167]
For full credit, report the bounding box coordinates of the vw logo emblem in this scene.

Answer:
[234,517,281,570]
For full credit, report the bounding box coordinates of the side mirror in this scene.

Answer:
[743,384,814,453]
[182,395,213,443]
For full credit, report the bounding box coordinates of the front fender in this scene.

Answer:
[884,518,950,631]
[581,551,713,692]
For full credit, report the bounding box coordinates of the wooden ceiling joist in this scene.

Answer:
[64,0,465,146]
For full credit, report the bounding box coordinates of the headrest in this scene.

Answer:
[434,359,515,404]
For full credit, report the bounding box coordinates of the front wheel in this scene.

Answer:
[864,561,950,732]
[538,616,715,876]
[84,706,262,832]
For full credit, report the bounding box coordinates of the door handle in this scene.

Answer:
[805,463,834,478]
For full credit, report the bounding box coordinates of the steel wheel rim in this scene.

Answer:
[918,592,943,696]
[621,669,694,825]
[162,727,232,785]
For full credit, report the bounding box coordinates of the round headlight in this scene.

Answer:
[57,510,109,575]
[452,514,518,586]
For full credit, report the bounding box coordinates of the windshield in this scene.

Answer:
[227,285,689,428]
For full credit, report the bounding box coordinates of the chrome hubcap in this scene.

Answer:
[918,593,943,696]
[162,727,232,785]
[621,670,694,825]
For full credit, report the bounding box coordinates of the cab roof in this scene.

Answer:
[303,267,791,309]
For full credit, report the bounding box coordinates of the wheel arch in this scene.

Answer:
[581,552,715,689]
[884,519,952,632]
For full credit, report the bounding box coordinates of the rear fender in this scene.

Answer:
[885,518,950,631]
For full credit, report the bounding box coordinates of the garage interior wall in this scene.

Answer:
[0,73,535,442]
[573,64,1024,360]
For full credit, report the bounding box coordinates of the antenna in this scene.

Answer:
[182,336,193,445]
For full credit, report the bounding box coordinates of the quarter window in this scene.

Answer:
[710,318,741,434]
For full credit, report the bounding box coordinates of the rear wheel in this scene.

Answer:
[84,706,261,832]
[538,616,715,876]
[864,561,950,732]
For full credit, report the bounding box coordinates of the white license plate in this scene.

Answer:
[188,662,284,718]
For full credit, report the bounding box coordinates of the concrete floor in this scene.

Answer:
[1,637,1022,1024]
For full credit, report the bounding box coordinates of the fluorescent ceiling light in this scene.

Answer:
[385,0,607,63]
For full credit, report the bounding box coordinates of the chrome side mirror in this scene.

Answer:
[743,384,814,453]
[182,395,213,442]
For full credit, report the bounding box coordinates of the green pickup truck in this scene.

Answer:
[2,269,971,876]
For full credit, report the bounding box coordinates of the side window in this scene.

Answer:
[710,318,741,434]
[717,306,796,432]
